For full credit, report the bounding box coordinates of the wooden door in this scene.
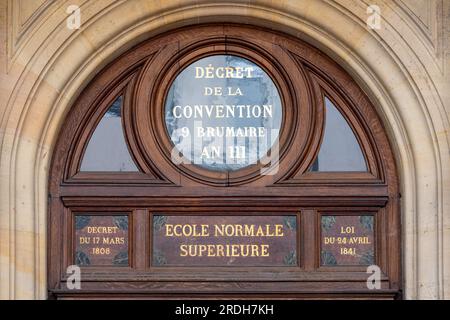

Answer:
[48,24,401,299]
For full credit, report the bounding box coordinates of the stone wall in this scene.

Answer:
[0,0,449,299]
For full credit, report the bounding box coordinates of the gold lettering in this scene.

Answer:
[165,224,174,236]
[251,244,259,256]
[165,224,209,237]
[231,245,239,257]
[340,226,355,234]
[256,226,264,237]
[235,224,243,236]
[91,247,110,255]
[276,224,284,236]
[177,244,271,257]
[261,244,269,257]
[216,244,224,257]
[101,237,125,245]
[244,224,254,235]
[211,224,284,237]
[180,244,188,256]
[87,226,118,234]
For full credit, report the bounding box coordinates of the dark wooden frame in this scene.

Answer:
[48,24,401,299]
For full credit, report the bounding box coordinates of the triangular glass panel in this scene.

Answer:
[310,97,367,172]
[80,96,139,172]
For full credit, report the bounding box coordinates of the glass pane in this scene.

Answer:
[80,96,139,172]
[165,55,282,172]
[311,97,366,172]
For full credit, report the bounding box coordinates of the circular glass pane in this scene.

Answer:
[165,55,282,171]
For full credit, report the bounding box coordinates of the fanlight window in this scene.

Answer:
[311,97,367,172]
[164,55,282,172]
[80,95,367,173]
[80,96,139,172]
[49,25,400,300]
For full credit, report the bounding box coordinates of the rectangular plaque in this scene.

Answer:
[74,215,129,266]
[152,215,297,267]
[321,215,374,266]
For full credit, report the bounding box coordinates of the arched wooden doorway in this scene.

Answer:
[48,24,401,299]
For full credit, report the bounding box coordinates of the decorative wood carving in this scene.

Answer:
[48,24,401,299]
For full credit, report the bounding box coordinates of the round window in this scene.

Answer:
[164,55,282,171]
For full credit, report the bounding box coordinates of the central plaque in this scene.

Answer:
[165,55,283,171]
[152,215,297,267]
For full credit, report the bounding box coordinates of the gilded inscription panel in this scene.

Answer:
[74,215,129,266]
[152,215,297,267]
[321,215,375,266]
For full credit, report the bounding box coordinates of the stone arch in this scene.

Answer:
[0,0,448,299]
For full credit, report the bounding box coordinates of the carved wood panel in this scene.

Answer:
[48,24,401,299]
